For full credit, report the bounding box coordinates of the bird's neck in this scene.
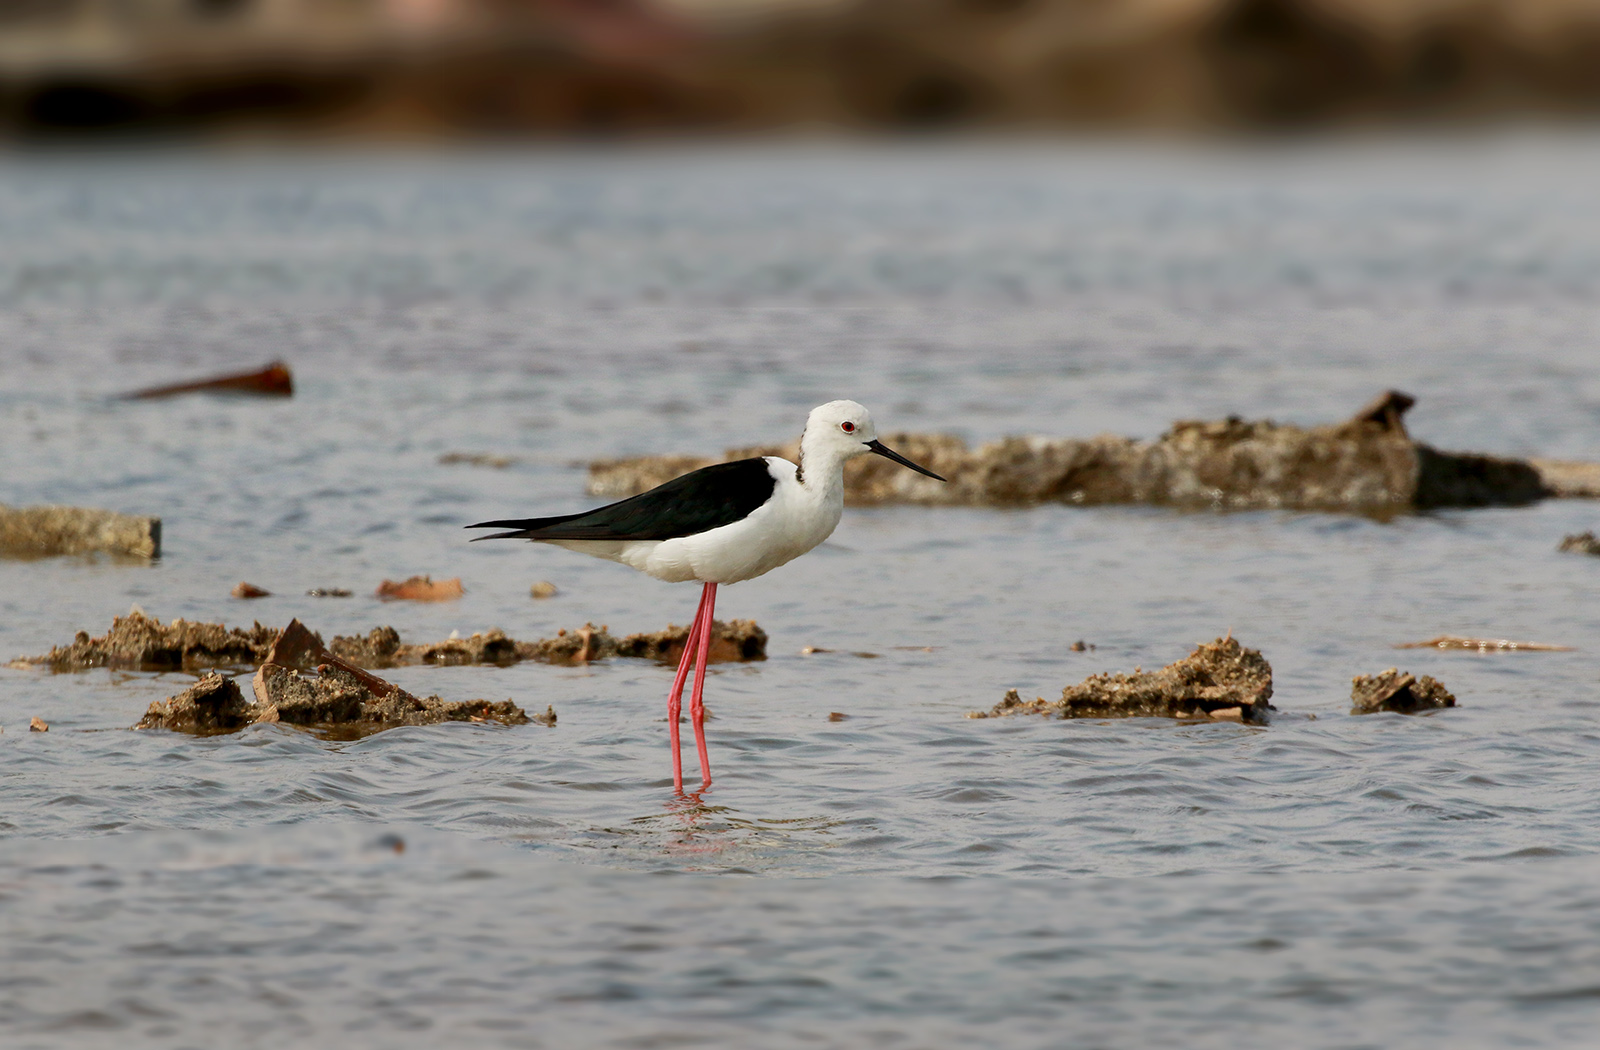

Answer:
[794,435,848,501]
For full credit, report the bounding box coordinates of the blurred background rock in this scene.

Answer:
[1,0,1597,138]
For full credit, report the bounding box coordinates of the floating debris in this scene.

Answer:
[122,360,293,399]
[591,391,1581,515]
[1351,668,1456,714]
[530,581,559,599]
[0,504,161,559]
[231,582,270,599]
[376,575,465,602]
[439,452,517,469]
[1558,532,1600,555]
[971,637,1274,724]
[15,613,767,672]
[306,587,353,597]
[29,717,48,732]
[1395,636,1572,652]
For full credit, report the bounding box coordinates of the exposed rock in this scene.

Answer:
[137,664,534,740]
[122,361,292,399]
[530,581,559,599]
[589,393,1584,515]
[1351,668,1456,714]
[612,619,769,664]
[232,582,270,599]
[0,504,161,559]
[29,717,48,732]
[972,637,1275,724]
[1532,462,1600,499]
[135,672,256,734]
[376,575,465,601]
[306,587,353,597]
[16,614,768,673]
[1558,531,1600,555]
[10,610,279,672]
[1395,636,1571,652]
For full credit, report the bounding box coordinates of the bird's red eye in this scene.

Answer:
[840,421,856,433]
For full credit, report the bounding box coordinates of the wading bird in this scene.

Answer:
[468,400,945,793]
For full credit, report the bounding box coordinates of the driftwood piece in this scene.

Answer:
[122,361,293,399]
[972,636,1275,724]
[588,392,1580,515]
[0,505,161,559]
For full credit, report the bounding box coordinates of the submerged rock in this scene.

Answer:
[1395,636,1570,652]
[10,610,279,672]
[973,637,1275,724]
[589,392,1574,515]
[1351,669,1456,714]
[0,504,161,559]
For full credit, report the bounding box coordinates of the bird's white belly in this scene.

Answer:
[548,492,838,585]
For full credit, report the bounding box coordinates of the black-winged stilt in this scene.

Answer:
[467,400,946,793]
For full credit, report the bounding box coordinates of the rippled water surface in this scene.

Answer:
[5,136,1600,1047]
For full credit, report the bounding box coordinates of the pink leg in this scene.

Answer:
[689,582,718,790]
[666,585,710,794]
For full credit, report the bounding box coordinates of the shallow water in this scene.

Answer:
[4,135,1600,1047]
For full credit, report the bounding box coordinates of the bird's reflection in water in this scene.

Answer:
[612,794,848,869]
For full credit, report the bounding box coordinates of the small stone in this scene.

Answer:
[530,581,559,599]
[307,588,353,597]
[29,716,47,732]
[375,575,464,602]
[232,582,271,599]
[827,712,849,722]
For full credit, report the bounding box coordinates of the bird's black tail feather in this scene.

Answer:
[465,511,591,541]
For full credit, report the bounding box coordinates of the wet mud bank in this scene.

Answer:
[972,637,1276,725]
[0,504,161,559]
[591,392,1594,515]
[11,611,768,672]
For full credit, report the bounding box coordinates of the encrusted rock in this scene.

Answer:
[137,662,536,739]
[589,393,1571,515]
[1351,668,1456,714]
[17,614,768,673]
[136,672,257,734]
[0,504,161,559]
[10,610,279,671]
[973,637,1275,724]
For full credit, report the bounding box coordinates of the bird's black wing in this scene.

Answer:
[466,457,778,542]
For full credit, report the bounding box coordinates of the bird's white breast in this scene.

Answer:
[579,457,837,585]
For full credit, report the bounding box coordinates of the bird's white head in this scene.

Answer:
[798,400,946,482]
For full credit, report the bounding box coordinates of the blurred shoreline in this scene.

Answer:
[2,0,1599,140]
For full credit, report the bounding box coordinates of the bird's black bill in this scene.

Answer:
[866,440,946,481]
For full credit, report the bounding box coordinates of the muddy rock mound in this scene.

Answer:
[613,619,769,664]
[136,664,544,740]
[136,672,257,734]
[0,504,162,559]
[13,610,280,672]
[975,637,1275,724]
[589,392,1573,515]
[1351,669,1456,715]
